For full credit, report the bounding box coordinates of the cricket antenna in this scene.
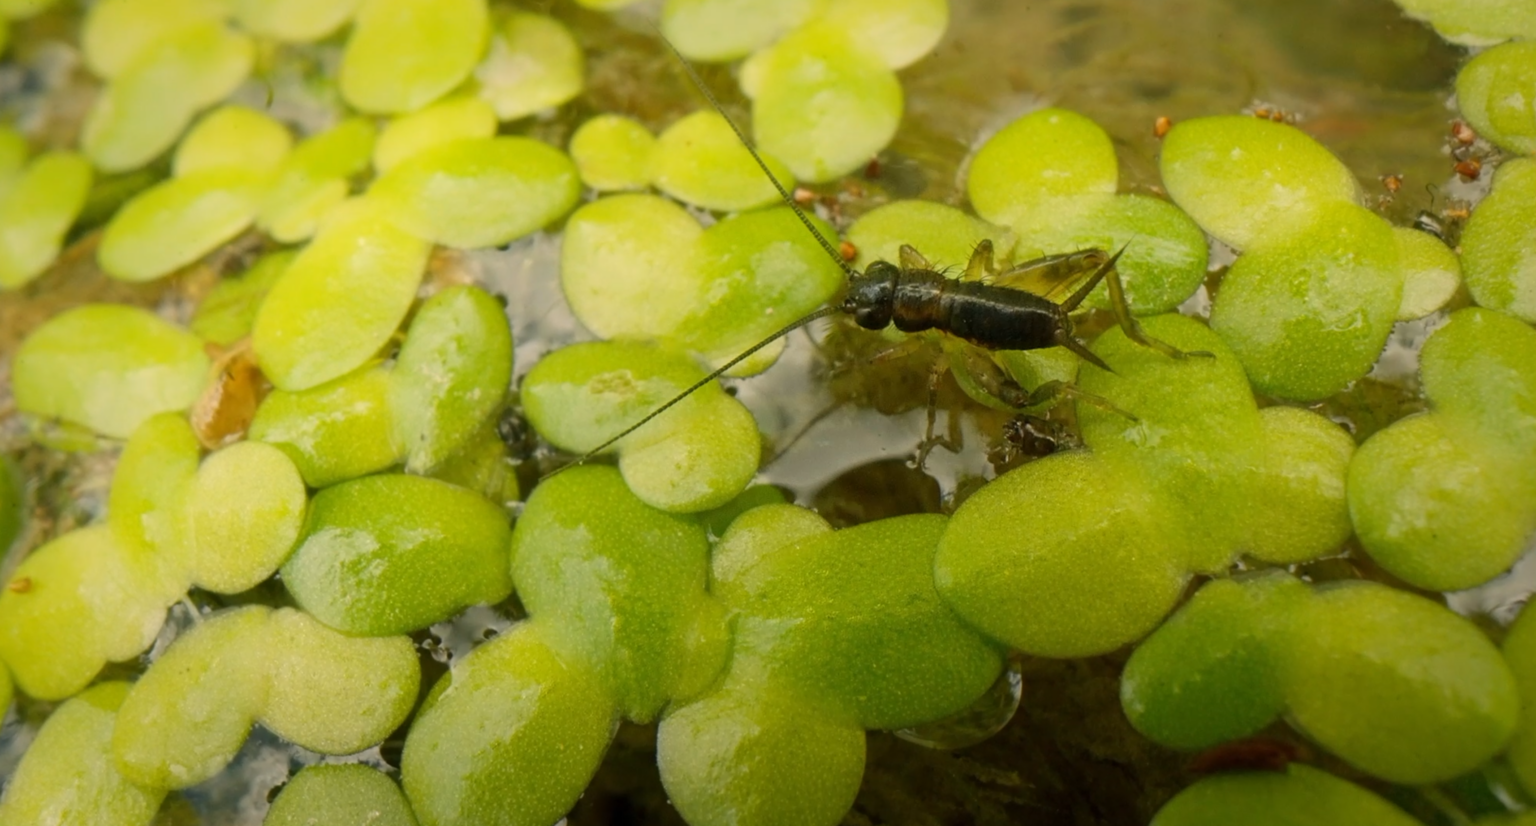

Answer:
[652,27,855,278]
[542,305,840,480]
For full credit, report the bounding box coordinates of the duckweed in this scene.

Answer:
[13,304,210,439]
[281,474,513,636]
[474,11,584,122]
[1150,763,1423,826]
[1461,158,1536,322]
[338,0,487,114]
[522,340,760,512]
[266,764,419,826]
[1349,308,1536,590]
[0,683,165,826]
[936,316,1352,657]
[0,150,91,289]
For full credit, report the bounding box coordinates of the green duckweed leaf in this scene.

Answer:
[339,0,489,114]
[560,193,703,339]
[1282,582,1518,784]
[721,510,1003,729]
[845,199,1010,275]
[1150,763,1422,826]
[401,623,616,826]
[561,195,843,374]
[938,315,1352,656]
[0,526,177,700]
[816,0,948,70]
[1461,158,1536,323]
[13,304,210,439]
[233,0,362,42]
[0,683,165,826]
[652,110,795,211]
[369,137,580,249]
[114,605,420,791]
[967,107,1118,229]
[1398,0,1536,47]
[107,412,201,559]
[521,340,761,513]
[0,151,92,290]
[172,441,307,594]
[258,117,377,244]
[1208,201,1401,401]
[1349,308,1536,590]
[658,667,864,826]
[1120,574,1309,750]
[511,465,714,722]
[427,416,520,506]
[252,199,428,392]
[1159,115,1360,251]
[372,95,498,174]
[1457,42,1536,155]
[80,0,228,79]
[660,0,820,62]
[1393,225,1461,320]
[249,364,402,487]
[81,21,254,173]
[1501,599,1536,797]
[744,24,901,183]
[569,114,657,192]
[173,104,292,177]
[99,168,267,282]
[113,605,272,789]
[474,11,584,121]
[390,285,513,474]
[261,608,419,754]
[281,474,512,636]
[266,765,418,826]
[936,450,1189,657]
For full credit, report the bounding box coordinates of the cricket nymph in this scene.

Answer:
[844,261,1069,353]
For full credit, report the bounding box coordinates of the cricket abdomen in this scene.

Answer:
[887,270,1063,352]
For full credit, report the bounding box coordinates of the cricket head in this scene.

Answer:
[843,261,900,330]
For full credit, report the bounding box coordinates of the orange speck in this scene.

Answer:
[1153,116,1172,138]
[9,577,32,593]
[838,240,858,262]
[1455,158,1482,181]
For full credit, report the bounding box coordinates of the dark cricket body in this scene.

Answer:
[844,261,1064,352]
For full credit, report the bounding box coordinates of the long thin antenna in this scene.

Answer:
[543,305,840,479]
[653,28,854,277]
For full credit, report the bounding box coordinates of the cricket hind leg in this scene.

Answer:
[1060,246,1214,361]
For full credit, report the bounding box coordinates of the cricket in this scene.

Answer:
[549,31,1209,477]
